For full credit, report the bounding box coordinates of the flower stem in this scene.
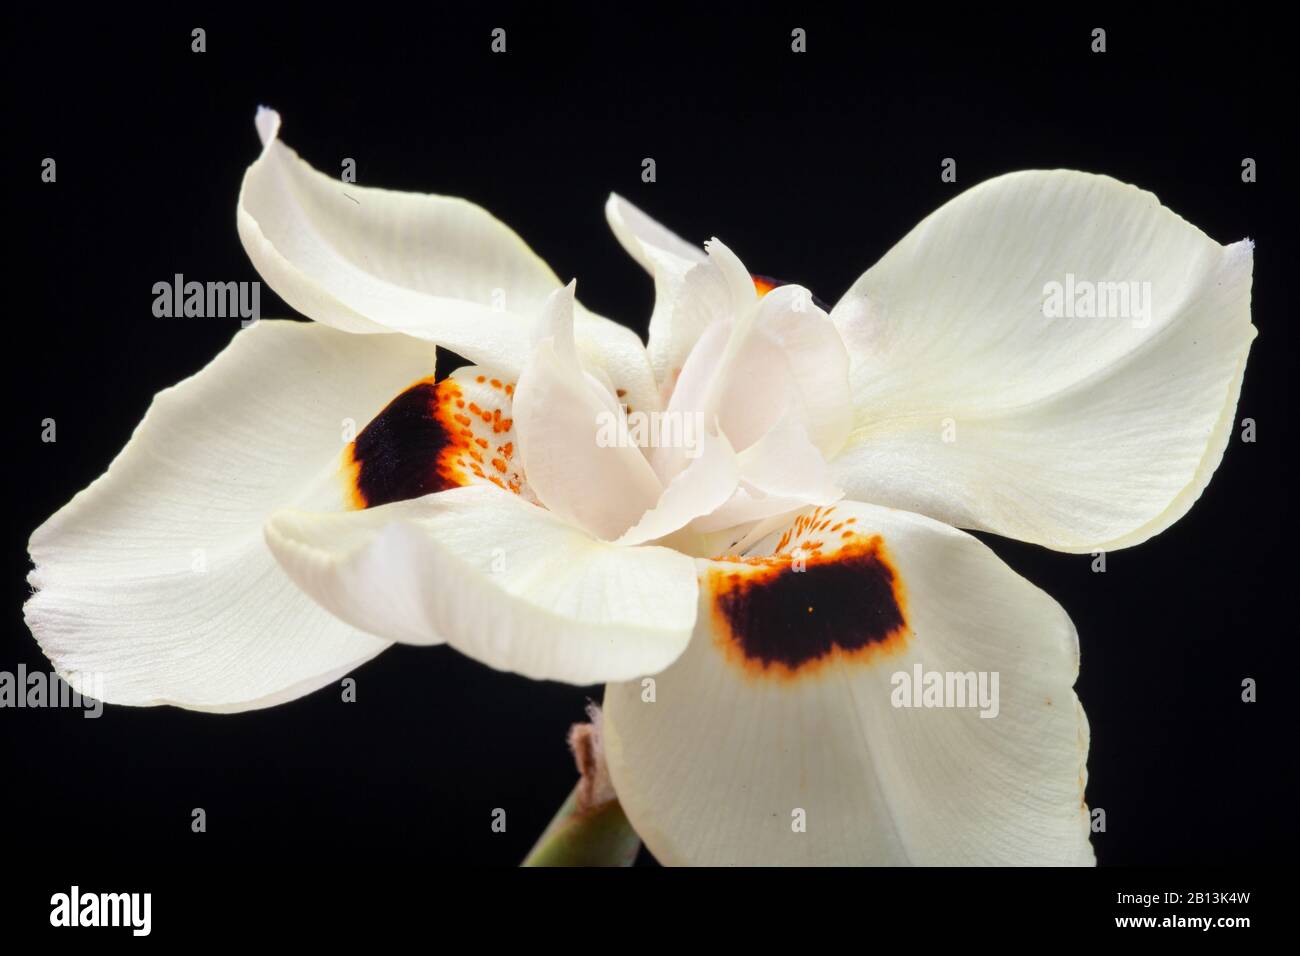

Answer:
[521,783,641,867]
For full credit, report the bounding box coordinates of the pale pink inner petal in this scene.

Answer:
[513,290,665,541]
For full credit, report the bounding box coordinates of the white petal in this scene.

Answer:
[703,237,762,312]
[736,412,842,501]
[606,193,708,393]
[667,315,793,456]
[658,251,851,467]
[615,431,740,546]
[532,279,580,359]
[265,486,699,684]
[689,413,842,533]
[753,284,853,459]
[657,244,796,463]
[241,108,659,413]
[831,170,1256,552]
[604,500,1092,865]
[514,287,664,540]
[687,487,803,534]
[606,191,707,271]
[25,321,439,711]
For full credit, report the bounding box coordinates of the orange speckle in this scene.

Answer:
[346,371,530,506]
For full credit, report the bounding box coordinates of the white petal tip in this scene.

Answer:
[547,281,577,308]
[254,106,281,147]
[703,237,741,266]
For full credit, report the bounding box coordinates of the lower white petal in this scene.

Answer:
[604,500,1092,865]
[25,321,438,711]
[265,485,700,684]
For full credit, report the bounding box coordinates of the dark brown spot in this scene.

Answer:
[709,535,907,678]
[348,379,463,508]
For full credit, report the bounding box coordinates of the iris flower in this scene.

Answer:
[26,109,1255,865]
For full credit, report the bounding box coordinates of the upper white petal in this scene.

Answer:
[830,170,1255,552]
[605,193,708,393]
[240,108,659,412]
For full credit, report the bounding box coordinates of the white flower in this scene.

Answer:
[26,109,1255,865]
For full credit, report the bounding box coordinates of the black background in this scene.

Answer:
[3,0,1294,914]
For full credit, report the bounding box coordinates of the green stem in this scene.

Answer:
[521,784,641,867]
